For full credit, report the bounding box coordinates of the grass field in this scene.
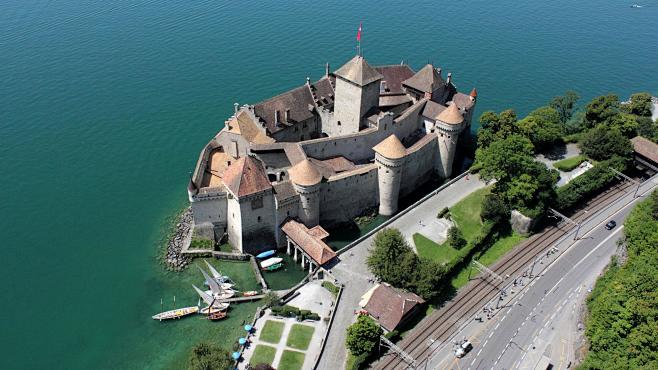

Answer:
[286,324,315,350]
[451,231,527,289]
[413,233,460,264]
[259,320,285,344]
[278,350,305,370]
[250,344,277,366]
[553,155,587,171]
[449,187,489,243]
[321,281,340,297]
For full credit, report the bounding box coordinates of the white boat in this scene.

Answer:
[260,257,283,269]
[203,260,235,288]
[200,304,229,314]
[193,284,234,307]
[152,306,199,321]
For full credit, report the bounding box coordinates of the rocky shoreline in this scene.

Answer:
[164,207,193,271]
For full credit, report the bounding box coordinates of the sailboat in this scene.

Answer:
[197,265,236,300]
[203,260,235,290]
[193,285,230,313]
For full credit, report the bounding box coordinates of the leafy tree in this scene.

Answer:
[609,113,639,137]
[346,315,383,356]
[584,94,621,128]
[580,126,632,161]
[367,228,413,285]
[636,116,656,139]
[481,194,508,224]
[262,291,280,308]
[652,191,658,220]
[446,226,467,249]
[550,90,580,124]
[564,111,585,135]
[516,106,563,150]
[622,92,653,117]
[188,342,232,370]
[475,134,535,183]
[477,109,520,148]
[412,259,446,299]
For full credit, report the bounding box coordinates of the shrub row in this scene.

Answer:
[436,207,450,219]
[555,157,625,210]
[270,305,320,321]
[321,281,340,297]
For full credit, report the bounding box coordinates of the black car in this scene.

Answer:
[605,220,617,230]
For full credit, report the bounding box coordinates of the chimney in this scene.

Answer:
[234,102,239,114]
[446,72,452,85]
[274,110,280,126]
[306,77,311,86]
[284,109,290,123]
[380,81,388,94]
[436,68,442,78]
[325,62,330,77]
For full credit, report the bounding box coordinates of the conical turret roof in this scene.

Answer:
[436,103,464,125]
[470,88,478,98]
[288,159,322,186]
[334,55,383,86]
[373,134,407,160]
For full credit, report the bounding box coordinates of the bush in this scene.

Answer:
[437,207,450,219]
[188,342,232,370]
[553,155,587,172]
[262,292,280,308]
[346,315,383,357]
[480,194,508,225]
[447,226,467,250]
[271,305,320,321]
[555,157,626,210]
[348,352,370,370]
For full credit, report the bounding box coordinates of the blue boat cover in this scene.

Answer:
[256,250,275,259]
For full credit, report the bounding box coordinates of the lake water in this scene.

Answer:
[1,0,656,368]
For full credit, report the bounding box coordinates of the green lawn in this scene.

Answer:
[553,155,587,171]
[413,233,460,264]
[451,232,527,289]
[286,324,315,350]
[259,320,285,344]
[449,187,489,243]
[321,281,340,297]
[278,350,306,370]
[250,344,277,366]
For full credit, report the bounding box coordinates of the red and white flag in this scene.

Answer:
[356,23,362,41]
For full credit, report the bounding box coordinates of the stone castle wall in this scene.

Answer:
[319,164,379,226]
[400,135,438,198]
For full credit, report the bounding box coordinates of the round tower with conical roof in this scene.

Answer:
[434,103,467,178]
[288,159,322,227]
[373,134,407,216]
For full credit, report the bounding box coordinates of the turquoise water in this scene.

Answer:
[1,0,657,368]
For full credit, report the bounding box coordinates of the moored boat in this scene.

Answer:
[207,311,227,321]
[256,249,276,259]
[152,306,199,321]
[260,257,283,269]
[200,304,229,314]
[263,262,283,271]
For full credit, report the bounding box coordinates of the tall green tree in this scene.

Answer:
[584,94,621,128]
[517,106,564,150]
[475,134,535,183]
[550,90,580,124]
[580,126,632,161]
[188,342,233,370]
[367,228,412,285]
[446,226,467,250]
[622,92,653,117]
[346,315,383,356]
[481,194,508,224]
[477,109,520,148]
[636,116,656,140]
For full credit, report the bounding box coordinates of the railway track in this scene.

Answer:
[374,179,636,369]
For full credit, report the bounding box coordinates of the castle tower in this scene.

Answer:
[332,55,383,135]
[373,135,407,216]
[435,104,466,178]
[288,159,322,227]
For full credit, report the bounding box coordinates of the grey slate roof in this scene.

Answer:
[402,64,445,93]
[253,85,315,134]
[422,100,447,119]
[334,55,383,86]
[375,65,415,95]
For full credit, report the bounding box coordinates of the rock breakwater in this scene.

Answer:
[164,207,193,271]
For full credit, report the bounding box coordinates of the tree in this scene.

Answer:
[580,126,632,161]
[262,291,280,308]
[413,259,446,299]
[367,228,413,286]
[188,342,232,370]
[652,191,658,220]
[346,315,383,356]
[517,106,564,150]
[475,134,535,183]
[477,109,520,148]
[609,113,639,138]
[584,94,621,128]
[446,226,467,249]
[636,116,656,139]
[481,194,508,224]
[550,91,580,124]
[622,92,653,117]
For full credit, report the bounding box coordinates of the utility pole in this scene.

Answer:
[549,208,581,240]
[472,260,503,283]
[609,167,641,198]
[379,335,416,368]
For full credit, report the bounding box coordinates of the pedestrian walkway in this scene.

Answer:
[317,174,486,369]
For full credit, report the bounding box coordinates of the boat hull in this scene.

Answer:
[152,306,199,321]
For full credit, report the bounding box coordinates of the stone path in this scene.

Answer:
[317,174,486,370]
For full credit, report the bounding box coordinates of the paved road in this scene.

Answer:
[317,174,486,370]
[427,175,658,370]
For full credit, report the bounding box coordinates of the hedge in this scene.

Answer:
[555,157,626,210]
[270,305,320,321]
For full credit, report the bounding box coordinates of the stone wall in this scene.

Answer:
[271,115,321,142]
[400,135,439,197]
[319,165,379,225]
[237,190,277,254]
[190,191,227,231]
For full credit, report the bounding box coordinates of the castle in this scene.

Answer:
[187,55,476,257]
